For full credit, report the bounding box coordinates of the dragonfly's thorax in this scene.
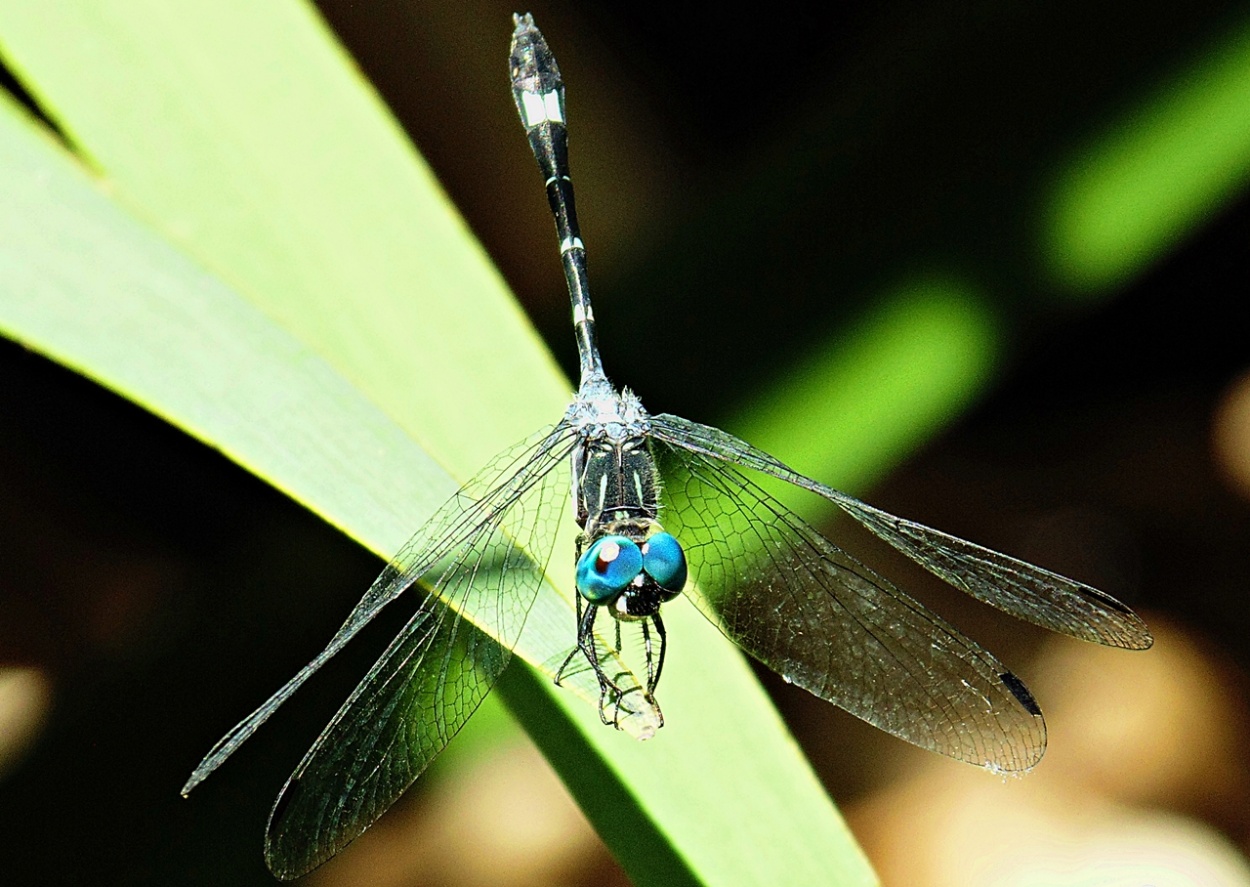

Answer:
[569,376,659,531]
[567,376,650,443]
[572,421,660,531]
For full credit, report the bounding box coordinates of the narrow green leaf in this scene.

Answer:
[0,2,875,885]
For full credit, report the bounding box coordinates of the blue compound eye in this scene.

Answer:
[576,535,643,603]
[642,532,687,591]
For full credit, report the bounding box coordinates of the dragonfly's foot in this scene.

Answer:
[552,646,580,687]
[596,684,663,734]
[596,683,618,726]
[593,675,648,729]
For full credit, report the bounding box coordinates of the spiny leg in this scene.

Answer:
[642,613,668,696]
[555,588,634,725]
[572,598,619,725]
[554,593,585,686]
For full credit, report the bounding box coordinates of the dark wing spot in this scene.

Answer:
[999,671,1042,716]
[268,777,299,835]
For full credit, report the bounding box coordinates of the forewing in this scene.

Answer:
[182,423,577,796]
[650,414,1151,650]
[263,427,574,879]
[652,439,1047,772]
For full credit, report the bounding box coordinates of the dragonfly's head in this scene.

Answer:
[575,522,686,621]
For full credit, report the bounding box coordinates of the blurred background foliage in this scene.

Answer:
[2,1,1250,885]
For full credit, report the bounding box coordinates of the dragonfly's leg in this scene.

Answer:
[574,601,618,725]
[648,612,668,695]
[639,618,655,693]
[613,617,623,654]
[554,594,585,686]
[553,650,579,687]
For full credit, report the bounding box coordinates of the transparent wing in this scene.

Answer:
[262,427,575,878]
[650,435,1047,771]
[650,414,1152,650]
[181,422,576,799]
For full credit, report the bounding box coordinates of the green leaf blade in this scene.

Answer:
[0,2,875,885]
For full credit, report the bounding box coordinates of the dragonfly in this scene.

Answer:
[182,13,1153,880]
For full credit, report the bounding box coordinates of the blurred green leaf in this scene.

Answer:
[727,275,999,513]
[1043,12,1250,293]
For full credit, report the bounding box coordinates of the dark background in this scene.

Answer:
[2,2,1248,884]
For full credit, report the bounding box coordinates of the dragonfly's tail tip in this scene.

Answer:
[180,767,211,797]
[511,12,537,36]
